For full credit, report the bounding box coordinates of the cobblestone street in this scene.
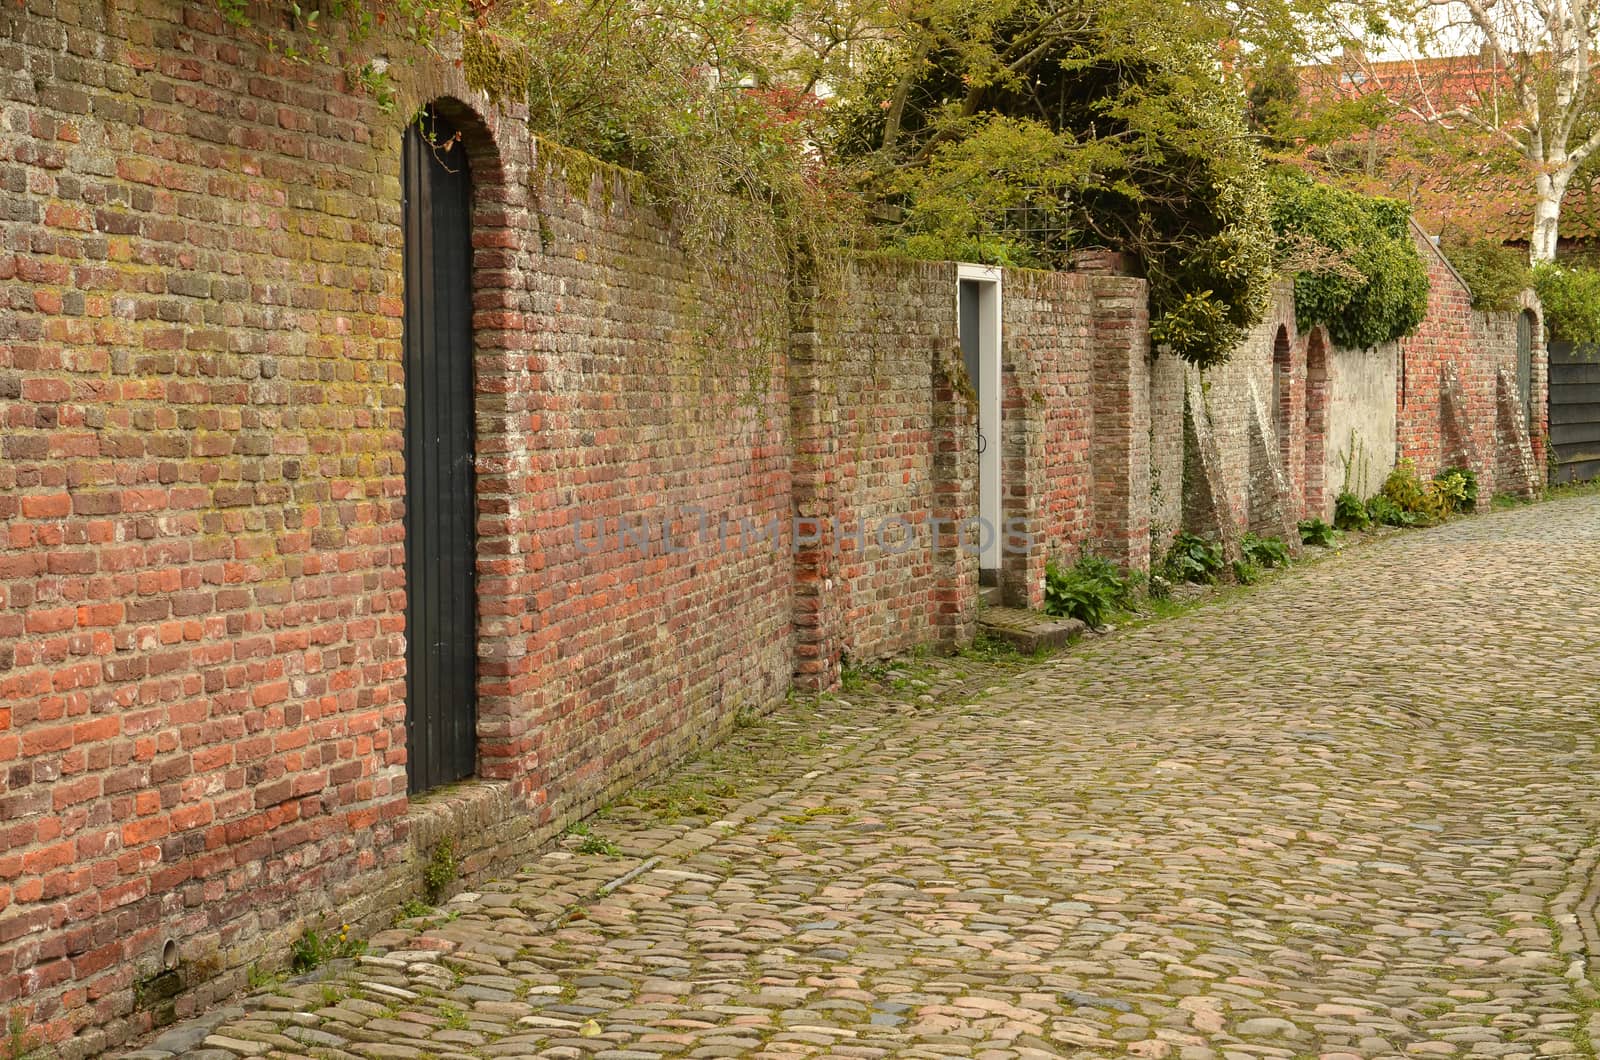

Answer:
[133,494,1600,1059]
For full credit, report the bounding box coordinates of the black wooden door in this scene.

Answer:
[1517,309,1534,427]
[403,110,478,794]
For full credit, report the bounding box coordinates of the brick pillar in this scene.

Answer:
[999,337,1044,608]
[789,283,841,690]
[932,346,979,647]
[1089,277,1152,575]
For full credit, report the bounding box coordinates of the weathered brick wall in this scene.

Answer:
[805,258,976,666]
[1396,228,1545,496]
[0,3,794,1052]
[2,4,412,1049]
[999,270,1095,605]
[1181,283,1304,537]
[1148,354,1185,555]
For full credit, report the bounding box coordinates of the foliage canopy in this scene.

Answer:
[826,0,1277,369]
[1267,169,1428,349]
[1440,236,1532,313]
[1533,264,1600,345]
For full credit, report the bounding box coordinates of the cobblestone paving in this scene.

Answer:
[131,495,1600,1059]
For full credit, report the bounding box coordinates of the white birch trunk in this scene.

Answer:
[1531,166,1572,263]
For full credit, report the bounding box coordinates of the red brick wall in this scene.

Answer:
[797,259,977,671]
[1396,228,1546,495]
[2,3,412,1048]
[999,271,1096,605]
[1087,276,1155,575]
[1,4,793,1051]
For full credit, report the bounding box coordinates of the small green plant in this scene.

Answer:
[1042,554,1135,627]
[1240,533,1290,569]
[1333,490,1370,530]
[1297,517,1336,547]
[576,833,622,857]
[1434,465,1479,512]
[290,922,365,974]
[396,899,433,921]
[1231,558,1261,584]
[1365,493,1414,527]
[423,838,456,904]
[439,1004,471,1031]
[4,1008,42,1060]
[355,60,397,113]
[1161,532,1225,584]
[320,983,345,1006]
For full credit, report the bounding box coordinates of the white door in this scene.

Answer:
[957,266,1002,574]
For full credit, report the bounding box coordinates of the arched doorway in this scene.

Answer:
[1271,325,1293,475]
[403,106,479,793]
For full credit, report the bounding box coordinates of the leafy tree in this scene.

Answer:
[828,0,1278,369]
[1321,0,1600,262]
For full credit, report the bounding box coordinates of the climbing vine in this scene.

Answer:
[214,0,860,383]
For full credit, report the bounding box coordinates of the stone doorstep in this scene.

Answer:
[976,606,1087,654]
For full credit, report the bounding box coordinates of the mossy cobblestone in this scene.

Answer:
[125,494,1600,1057]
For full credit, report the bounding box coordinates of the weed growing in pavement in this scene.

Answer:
[423,838,456,904]
[1160,532,1226,584]
[1240,533,1290,569]
[1043,554,1137,627]
[1297,517,1337,546]
[291,922,366,973]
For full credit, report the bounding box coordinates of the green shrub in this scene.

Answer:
[1533,263,1600,345]
[1441,236,1531,311]
[1043,555,1135,627]
[1231,558,1261,584]
[1241,533,1291,569]
[1161,532,1226,584]
[1365,493,1415,527]
[1379,458,1430,515]
[1333,491,1370,531]
[1268,169,1430,349]
[1435,465,1479,512]
[1297,517,1337,547]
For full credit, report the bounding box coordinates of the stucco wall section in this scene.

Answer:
[1324,344,1399,510]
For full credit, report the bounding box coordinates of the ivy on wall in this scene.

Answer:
[1268,169,1429,350]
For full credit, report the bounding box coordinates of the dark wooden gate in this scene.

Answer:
[1548,340,1600,484]
[1517,309,1534,428]
[402,110,478,793]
